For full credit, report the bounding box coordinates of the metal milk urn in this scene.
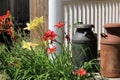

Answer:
[100,23,120,78]
[72,24,97,68]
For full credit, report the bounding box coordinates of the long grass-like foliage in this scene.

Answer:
[0,16,101,80]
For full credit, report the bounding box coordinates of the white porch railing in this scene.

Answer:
[63,0,120,50]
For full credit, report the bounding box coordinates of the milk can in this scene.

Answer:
[72,24,97,68]
[100,24,120,78]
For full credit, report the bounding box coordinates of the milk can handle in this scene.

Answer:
[101,33,108,38]
[83,32,87,36]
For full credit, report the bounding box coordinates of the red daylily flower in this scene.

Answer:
[6,21,12,27]
[0,21,2,26]
[54,22,65,29]
[5,10,10,19]
[0,10,14,38]
[2,10,10,20]
[0,16,3,21]
[47,46,56,54]
[5,17,10,23]
[65,34,70,42]
[75,68,87,77]
[6,29,12,36]
[6,10,10,17]
[43,29,57,41]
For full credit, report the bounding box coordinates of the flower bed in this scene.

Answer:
[0,14,101,80]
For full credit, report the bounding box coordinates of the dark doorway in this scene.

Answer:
[0,0,29,27]
[0,0,10,15]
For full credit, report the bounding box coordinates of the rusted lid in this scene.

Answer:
[101,33,120,44]
[74,24,94,28]
[104,23,120,28]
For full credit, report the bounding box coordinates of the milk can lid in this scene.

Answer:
[74,24,94,29]
[104,23,120,28]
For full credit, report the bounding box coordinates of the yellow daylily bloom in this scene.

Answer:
[31,43,39,48]
[22,40,38,50]
[24,16,44,30]
[22,40,31,50]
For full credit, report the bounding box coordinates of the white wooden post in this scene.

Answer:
[49,0,64,54]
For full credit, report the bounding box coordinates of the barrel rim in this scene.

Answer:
[74,24,94,28]
[104,23,120,28]
[72,40,97,43]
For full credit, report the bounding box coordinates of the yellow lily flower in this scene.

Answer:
[22,40,38,50]
[24,16,44,30]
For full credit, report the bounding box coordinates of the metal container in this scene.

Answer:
[72,24,97,68]
[100,23,120,78]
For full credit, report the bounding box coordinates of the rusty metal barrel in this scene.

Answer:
[100,23,120,78]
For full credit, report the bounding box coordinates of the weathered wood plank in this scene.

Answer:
[30,0,48,42]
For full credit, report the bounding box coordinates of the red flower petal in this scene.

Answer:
[75,68,87,77]
[54,22,65,29]
[0,21,3,26]
[6,29,12,36]
[0,16,3,21]
[47,46,56,54]
[42,29,57,41]
[5,10,10,18]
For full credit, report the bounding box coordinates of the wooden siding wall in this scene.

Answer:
[12,0,29,24]
[10,0,29,25]
[0,0,10,15]
[30,0,48,42]
[0,0,29,26]
[63,0,120,50]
